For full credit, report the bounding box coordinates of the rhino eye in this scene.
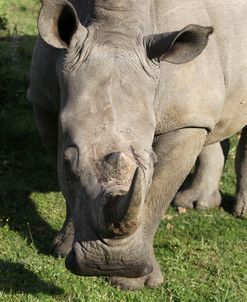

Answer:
[64,146,79,182]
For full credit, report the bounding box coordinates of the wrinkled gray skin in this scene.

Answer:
[28,0,247,290]
[175,128,247,216]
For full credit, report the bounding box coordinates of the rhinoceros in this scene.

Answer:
[28,0,247,290]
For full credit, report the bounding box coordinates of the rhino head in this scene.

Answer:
[38,0,213,277]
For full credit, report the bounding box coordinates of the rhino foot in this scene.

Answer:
[52,220,74,257]
[109,261,164,290]
[234,193,247,217]
[174,188,221,210]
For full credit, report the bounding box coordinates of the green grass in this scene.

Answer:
[0,1,247,301]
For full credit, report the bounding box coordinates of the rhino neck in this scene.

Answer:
[87,0,156,36]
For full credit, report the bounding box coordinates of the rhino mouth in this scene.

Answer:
[65,235,153,277]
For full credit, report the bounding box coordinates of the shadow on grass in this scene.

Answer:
[0,104,60,255]
[0,259,63,295]
[0,35,62,255]
[220,193,235,214]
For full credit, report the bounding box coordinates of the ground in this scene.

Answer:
[0,1,246,301]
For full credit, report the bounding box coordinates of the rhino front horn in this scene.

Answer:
[103,167,143,236]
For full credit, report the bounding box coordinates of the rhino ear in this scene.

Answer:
[145,25,213,64]
[38,0,87,49]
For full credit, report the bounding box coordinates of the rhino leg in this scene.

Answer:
[234,127,247,217]
[110,128,207,290]
[33,105,74,256]
[173,141,229,210]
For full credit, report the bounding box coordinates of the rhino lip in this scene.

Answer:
[65,239,153,277]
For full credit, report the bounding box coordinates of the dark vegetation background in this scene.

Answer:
[0,1,246,301]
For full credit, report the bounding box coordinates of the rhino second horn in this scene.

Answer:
[103,152,137,180]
